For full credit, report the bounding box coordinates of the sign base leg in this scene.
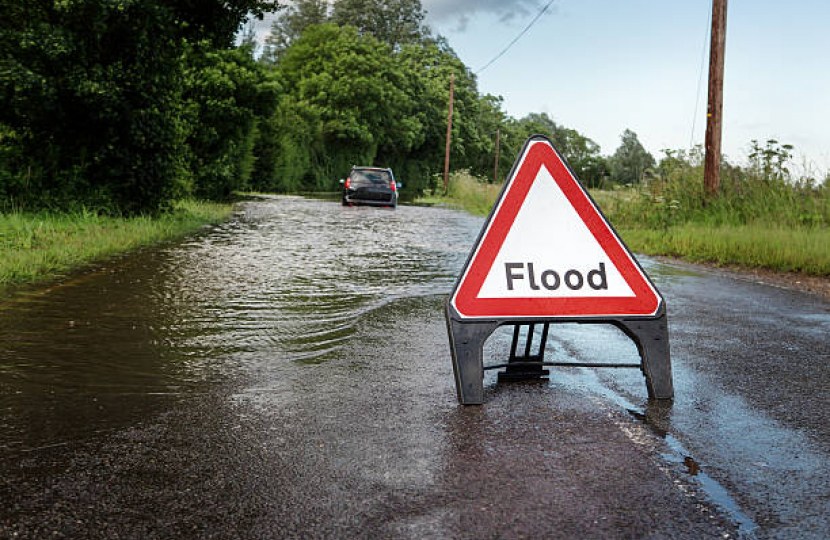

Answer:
[613,315,674,400]
[446,315,499,405]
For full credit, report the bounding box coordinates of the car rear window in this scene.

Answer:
[351,170,392,185]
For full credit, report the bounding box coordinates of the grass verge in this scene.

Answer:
[618,224,829,276]
[0,200,233,287]
[420,170,829,277]
[415,170,502,216]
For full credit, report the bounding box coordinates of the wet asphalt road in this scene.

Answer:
[1,196,828,539]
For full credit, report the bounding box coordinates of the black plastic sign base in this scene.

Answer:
[445,303,673,405]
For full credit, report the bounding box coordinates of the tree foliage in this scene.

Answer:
[0,0,281,213]
[262,0,427,62]
[170,0,281,47]
[261,0,329,62]
[390,38,484,190]
[185,43,279,199]
[331,0,428,48]
[258,24,420,189]
[1,0,187,212]
[253,22,498,194]
[608,129,655,185]
[510,113,606,188]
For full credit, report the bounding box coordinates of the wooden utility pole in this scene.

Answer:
[493,128,501,184]
[703,0,728,197]
[443,73,455,193]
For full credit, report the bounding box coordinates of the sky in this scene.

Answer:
[249,0,830,174]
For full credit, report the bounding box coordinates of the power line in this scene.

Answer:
[690,0,713,148]
[475,0,559,75]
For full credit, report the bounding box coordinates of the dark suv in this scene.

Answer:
[340,167,400,208]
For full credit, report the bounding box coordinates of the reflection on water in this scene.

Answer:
[644,260,705,279]
[0,197,480,456]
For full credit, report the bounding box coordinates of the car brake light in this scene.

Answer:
[389,180,396,191]
[344,177,351,189]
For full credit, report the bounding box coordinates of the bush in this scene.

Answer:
[0,0,279,214]
[0,0,193,214]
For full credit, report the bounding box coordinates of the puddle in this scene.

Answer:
[640,258,706,279]
[482,322,759,536]
[556,368,760,537]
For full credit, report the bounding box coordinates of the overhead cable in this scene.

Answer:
[475,0,560,75]
[690,0,713,148]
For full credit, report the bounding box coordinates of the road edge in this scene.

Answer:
[650,255,830,300]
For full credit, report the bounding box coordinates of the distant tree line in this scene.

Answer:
[245,0,660,195]
[0,0,659,215]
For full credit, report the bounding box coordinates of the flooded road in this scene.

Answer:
[1,196,828,539]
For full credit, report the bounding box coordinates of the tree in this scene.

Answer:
[170,0,282,47]
[551,125,606,188]
[238,21,260,56]
[391,38,484,191]
[261,0,329,63]
[276,23,418,187]
[184,44,280,199]
[608,129,655,185]
[467,93,511,182]
[0,0,191,212]
[262,0,428,63]
[494,113,606,188]
[331,0,428,49]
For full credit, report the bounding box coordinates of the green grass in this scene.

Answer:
[593,166,829,276]
[420,169,830,277]
[415,171,502,216]
[0,200,233,286]
[618,224,830,275]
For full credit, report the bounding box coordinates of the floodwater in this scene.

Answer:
[0,196,477,456]
[1,196,827,539]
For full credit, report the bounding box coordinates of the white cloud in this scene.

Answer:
[241,0,554,44]
[422,0,554,31]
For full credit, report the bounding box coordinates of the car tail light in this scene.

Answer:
[344,177,351,189]
[389,180,396,191]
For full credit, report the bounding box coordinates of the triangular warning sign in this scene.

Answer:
[450,136,662,319]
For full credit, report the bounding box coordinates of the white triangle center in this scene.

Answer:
[477,164,635,299]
